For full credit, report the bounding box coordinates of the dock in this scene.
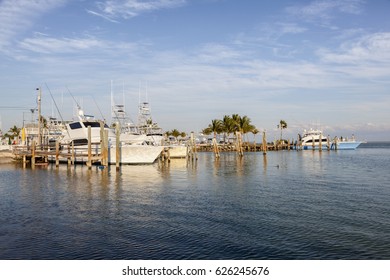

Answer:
[12,140,109,169]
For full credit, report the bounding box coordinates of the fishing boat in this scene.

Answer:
[59,109,163,164]
[300,128,363,150]
[111,91,187,158]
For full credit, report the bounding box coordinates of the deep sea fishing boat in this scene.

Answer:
[59,108,163,164]
[300,128,363,150]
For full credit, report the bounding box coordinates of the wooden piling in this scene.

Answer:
[191,132,197,161]
[55,140,60,167]
[116,123,120,170]
[297,134,301,151]
[212,137,220,159]
[236,131,243,157]
[103,130,109,167]
[99,121,105,166]
[262,131,267,155]
[87,126,92,169]
[319,133,322,152]
[31,140,36,169]
[312,136,315,150]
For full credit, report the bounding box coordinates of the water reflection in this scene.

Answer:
[2,147,390,259]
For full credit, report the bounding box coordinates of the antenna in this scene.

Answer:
[92,96,105,121]
[138,80,141,106]
[45,83,71,138]
[122,81,125,112]
[145,80,148,102]
[66,86,81,110]
[111,80,114,124]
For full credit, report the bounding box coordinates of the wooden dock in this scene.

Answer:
[12,140,107,169]
[12,125,120,169]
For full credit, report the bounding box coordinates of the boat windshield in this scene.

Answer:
[83,121,102,128]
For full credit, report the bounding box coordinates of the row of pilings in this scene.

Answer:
[193,132,340,159]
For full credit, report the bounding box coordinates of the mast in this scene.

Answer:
[36,87,42,147]
[111,80,113,124]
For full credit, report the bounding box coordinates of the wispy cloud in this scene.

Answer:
[286,0,365,24]
[88,0,186,21]
[318,32,390,64]
[196,43,243,64]
[0,0,66,50]
[277,22,307,35]
[19,36,104,54]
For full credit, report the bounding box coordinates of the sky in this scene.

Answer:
[1,0,390,141]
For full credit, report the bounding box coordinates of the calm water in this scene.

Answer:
[1,142,390,260]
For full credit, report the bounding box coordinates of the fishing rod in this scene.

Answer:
[45,83,66,123]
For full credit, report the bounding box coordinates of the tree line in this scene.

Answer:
[201,114,258,143]
[201,114,288,144]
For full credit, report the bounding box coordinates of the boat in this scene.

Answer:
[58,109,163,164]
[137,101,164,146]
[111,91,187,158]
[300,128,363,150]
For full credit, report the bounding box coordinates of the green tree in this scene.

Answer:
[278,120,288,142]
[222,115,235,144]
[8,125,21,139]
[169,129,181,138]
[231,113,241,132]
[208,119,223,138]
[201,127,212,136]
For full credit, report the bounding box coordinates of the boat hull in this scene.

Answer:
[109,145,163,164]
[165,145,187,158]
[332,141,362,150]
[302,141,362,150]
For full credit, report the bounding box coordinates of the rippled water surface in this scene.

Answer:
[1,142,390,259]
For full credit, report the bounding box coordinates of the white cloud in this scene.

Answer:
[19,36,104,54]
[277,23,307,35]
[286,0,365,25]
[0,0,67,50]
[196,43,243,64]
[88,0,186,21]
[318,32,390,64]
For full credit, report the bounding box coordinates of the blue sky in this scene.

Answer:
[1,0,390,141]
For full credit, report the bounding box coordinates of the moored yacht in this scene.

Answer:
[60,109,163,164]
[300,128,362,150]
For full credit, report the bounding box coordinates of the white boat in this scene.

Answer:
[109,143,163,164]
[300,128,363,150]
[111,88,187,158]
[137,101,164,145]
[59,109,163,164]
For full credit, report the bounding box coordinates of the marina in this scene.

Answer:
[1,142,389,259]
[1,89,365,168]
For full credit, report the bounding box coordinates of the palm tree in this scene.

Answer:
[201,127,212,136]
[238,115,256,143]
[231,113,241,132]
[222,115,234,144]
[5,125,21,144]
[207,119,222,157]
[209,119,223,138]
[240,116,255,133]
[8,125,20,139]
[278,120,288,142]
[170,129,181,138]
